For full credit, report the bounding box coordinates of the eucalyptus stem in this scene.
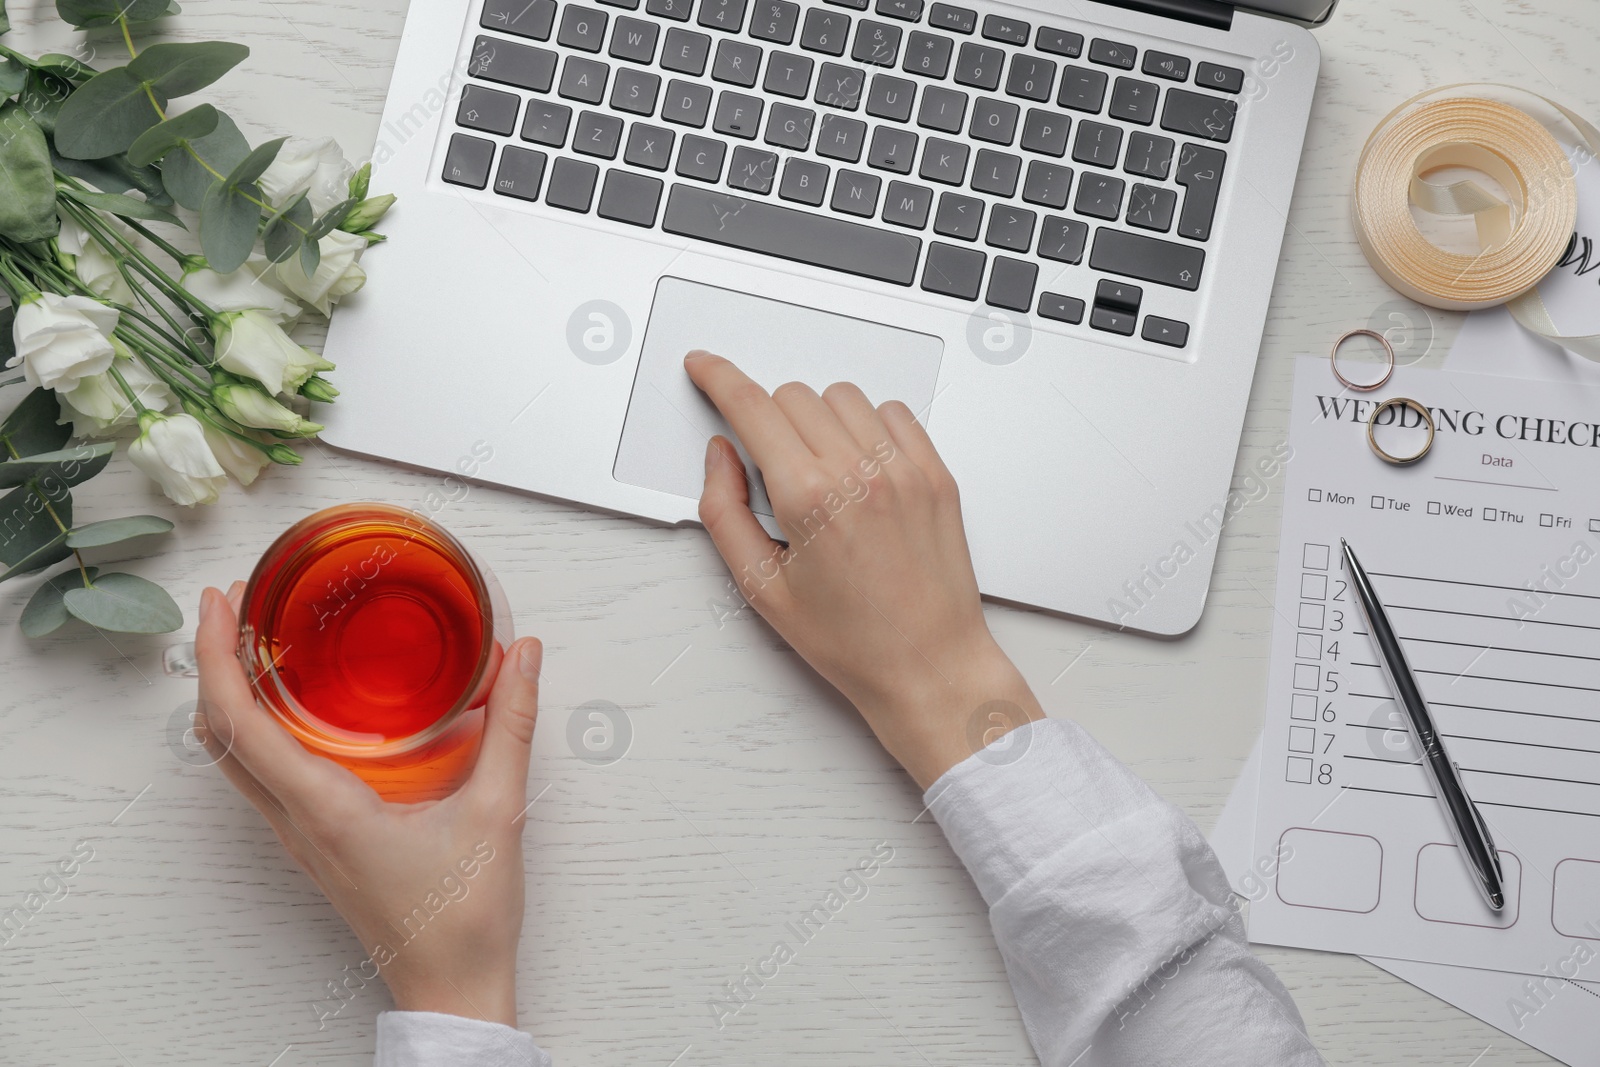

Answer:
[0,437,91,589]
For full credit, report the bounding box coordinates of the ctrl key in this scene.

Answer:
[443,133,496,188]
[493,146,548,200]
[1141,314,1189,348]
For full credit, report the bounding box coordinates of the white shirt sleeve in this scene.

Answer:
[926,717,1323,1067]
[373,1011,549,1067]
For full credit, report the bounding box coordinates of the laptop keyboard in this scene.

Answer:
[445,0,1244,351]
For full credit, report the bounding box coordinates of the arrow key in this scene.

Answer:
[1141,315,1189,348]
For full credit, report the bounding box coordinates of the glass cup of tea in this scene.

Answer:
[232,503,512,762]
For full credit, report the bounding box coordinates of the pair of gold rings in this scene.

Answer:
[1329,329,1435,465]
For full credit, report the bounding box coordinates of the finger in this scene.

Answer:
[700,436,784,596]
[226,580,245,614]
[771,381,855,459]
[196,587,362,810]
[466,637,543,811]
[821,382,892,456]
[684,351,810,478]
[879,400,954,483]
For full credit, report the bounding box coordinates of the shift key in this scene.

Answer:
[1089,227,1204,290]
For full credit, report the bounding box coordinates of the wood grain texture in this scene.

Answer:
[4,0,1598,1063]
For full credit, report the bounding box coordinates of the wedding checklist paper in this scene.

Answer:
[1245,356,1600,975]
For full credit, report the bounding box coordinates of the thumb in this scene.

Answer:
[467,637,542,811]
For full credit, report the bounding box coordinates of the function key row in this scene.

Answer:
[480,0,1244,87]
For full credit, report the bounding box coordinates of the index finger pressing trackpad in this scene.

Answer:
[612,277,943,518]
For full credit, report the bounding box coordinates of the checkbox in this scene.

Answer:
[1371,495,1385,510]
[1291,694,1319,721]
[1427,501,1441,515]
[1286,756,1314,784]
[1296,633,1324,660]
[1541,513,1554,528]
[1308,488,1323,502]
[1292,663,1321,691]
[1300,574,1328,600]
[1590,519,1600,533]
[1302,543,1330,570]
[1298,602,1325,629]
[1289,726,1316,753]
[1484,508,1497,522]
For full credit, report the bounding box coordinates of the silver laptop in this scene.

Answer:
[322,0,1329,635]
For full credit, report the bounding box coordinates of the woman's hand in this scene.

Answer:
[685,351,1042,789]
[195,582,542,1026]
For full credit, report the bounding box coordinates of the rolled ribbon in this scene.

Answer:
[1353,84,1600,360]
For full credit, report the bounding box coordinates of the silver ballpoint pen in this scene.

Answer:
[1341,539,1506,912]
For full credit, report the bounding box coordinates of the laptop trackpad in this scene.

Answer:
[613,277,944,518]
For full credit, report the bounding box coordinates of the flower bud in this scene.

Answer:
[299,375,340,403]
[338,193,396,235]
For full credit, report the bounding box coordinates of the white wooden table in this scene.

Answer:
[3,1,1596,1063]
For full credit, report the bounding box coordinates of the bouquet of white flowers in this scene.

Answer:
[0,0,395,635]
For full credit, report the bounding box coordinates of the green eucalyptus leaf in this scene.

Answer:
[53,66,165,159]
[55,0,169,28]
[159,109,246,210]
[199,177,260,273]
[126,41,248,98]
[19,70,71,134]
[52,150,171,205]
[64,570,182,632]
[125,102,215,167]
[0,442,114,489]
[58,186,182,225]
[0,480,73,580]
[0,305,14,366]
[21,566,99,637]
[0,57,24,96]
[34,53,97,85]
[0,0,11,36]
[66,514,174,548]
[0,387,72,456]
[308,197,355,240]
[298,235,320,278]
[0,102,60,241]
[261,191,310,263]
[227,135,285,186]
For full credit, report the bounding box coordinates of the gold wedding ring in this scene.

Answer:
[1330,328,1395,391]
[1367,397,1435,465]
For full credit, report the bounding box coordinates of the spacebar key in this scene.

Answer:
[662,184,922,286]
[1089,227,1206,291]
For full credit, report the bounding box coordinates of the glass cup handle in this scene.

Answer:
[163,640,199,678]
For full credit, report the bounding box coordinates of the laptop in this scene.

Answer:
[322,0,1330,635]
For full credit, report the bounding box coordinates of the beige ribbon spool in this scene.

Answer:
[1353,85,1600,360]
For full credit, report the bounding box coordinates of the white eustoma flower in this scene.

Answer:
[129,412,228,506]
[7,292,120,391]
[274,229,367,316]
[58,347,174,436]
[213,381,322,435]
[57,217,134,306]
[284,344,335,395]
[257,137,353,216]
[211,309,306,395]
[202,425,272,485]
[182,256,302,326]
